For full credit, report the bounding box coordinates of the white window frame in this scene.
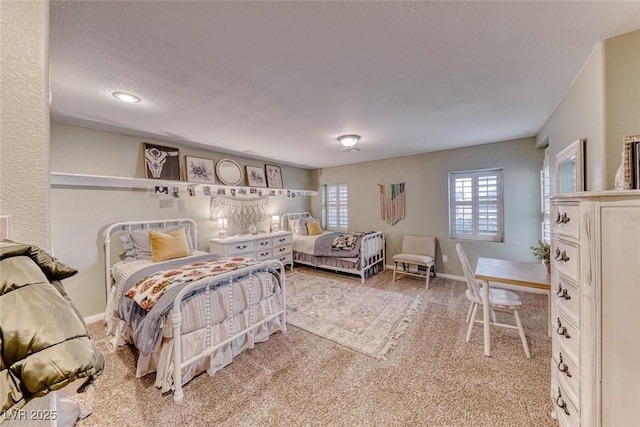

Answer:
[448,168,504,242]
[541,148,551,243]
[322,183,348,231]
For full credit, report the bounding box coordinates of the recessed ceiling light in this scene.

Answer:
[112,91,141,103]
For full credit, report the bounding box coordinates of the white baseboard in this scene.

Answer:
[84,312,105,325]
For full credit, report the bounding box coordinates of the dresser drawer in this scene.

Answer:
[556,307,580,362]
[273,245,291,256]
[552,239,579,282]
[553,203,579,240]
[273,234,292,246]
[554,382,580,427]
[227,240,256,255]
[256,238,273,249]
[554,350,580,409]
[256,249,273,260]
[554,272,580,323]
[276,253,293,266]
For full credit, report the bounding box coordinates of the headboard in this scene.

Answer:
[102,218,197,301]
[280,212,312,232]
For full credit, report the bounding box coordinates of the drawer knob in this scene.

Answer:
[556,318,571,339]
[260,242,268,246]
[278,238,286,242]
[555,212,570,224]
[236,245,248,250]
[557,353,572,377]
[555,389,570,416]
[554,248,570,262]
[556,284,571,300]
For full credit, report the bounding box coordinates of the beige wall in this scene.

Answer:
[536,44,606,192]
[537,30,640,192]
[605,29,640,187]
[312,138,545,278]
[0,1,50,248]
[50,122,313,317]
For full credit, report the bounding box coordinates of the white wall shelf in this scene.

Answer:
[50,172,317,196]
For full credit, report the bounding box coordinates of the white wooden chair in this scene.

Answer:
[455,243,531,358]
[392,235,436,289]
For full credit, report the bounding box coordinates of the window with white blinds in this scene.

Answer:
[449,169,503,242]
[322,184,348,231]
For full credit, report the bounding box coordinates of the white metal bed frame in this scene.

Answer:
[281,212,385,283]
[103,219,286,403]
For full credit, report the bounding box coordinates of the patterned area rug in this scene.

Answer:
[285,270,422,359]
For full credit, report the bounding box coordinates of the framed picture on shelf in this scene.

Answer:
[265,164,283,188]
[246,166,267,187]
[143,142,181,180]
[185,155,216,184]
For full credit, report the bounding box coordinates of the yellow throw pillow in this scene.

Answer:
[306,220,322,235]
[149,228,190,262]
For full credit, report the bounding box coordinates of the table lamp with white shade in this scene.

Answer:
[217,218,228,238]
[271,215,280,232]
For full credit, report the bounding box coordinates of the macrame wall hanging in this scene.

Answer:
[378,163,405,225]
[209,195,271,228]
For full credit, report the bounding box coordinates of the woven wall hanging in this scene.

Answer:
[209,195,271,228]
[378,163,405,225]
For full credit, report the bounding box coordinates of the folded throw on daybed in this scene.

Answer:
[331,232,369,251]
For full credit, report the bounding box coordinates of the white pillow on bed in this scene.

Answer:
[288,218,302,235]
[120,224,195,261]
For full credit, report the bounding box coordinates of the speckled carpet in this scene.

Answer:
[72,267,555,426]
[286,270,421,359]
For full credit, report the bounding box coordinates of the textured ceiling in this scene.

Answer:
[49,1,640,169]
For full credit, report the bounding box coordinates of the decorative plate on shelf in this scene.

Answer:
[216,158,243,186]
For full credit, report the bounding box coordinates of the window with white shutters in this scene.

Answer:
[449,169,503,242]
[322,183,348,231]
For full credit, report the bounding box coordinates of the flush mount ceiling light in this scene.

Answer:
[337,134,360,148]
[112,91,141,103]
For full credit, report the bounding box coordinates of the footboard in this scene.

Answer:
[171,260,286,404]
[358,232,385,282]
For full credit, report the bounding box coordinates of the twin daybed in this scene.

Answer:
[103,218,286,403]
[282,212,385,283]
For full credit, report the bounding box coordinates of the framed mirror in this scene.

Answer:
[216,158,243,186]
[556,139,585,193]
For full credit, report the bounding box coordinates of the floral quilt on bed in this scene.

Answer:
[125,257,258,310]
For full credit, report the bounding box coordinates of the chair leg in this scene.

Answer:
[465,302,475,324]
[393,262,397,282]
[513,309,531,359]
[425,267,430,290]
[491,309,497,323]
[466,303,478,342]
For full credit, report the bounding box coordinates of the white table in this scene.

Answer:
[475,257,551,357]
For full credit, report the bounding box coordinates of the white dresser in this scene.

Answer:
[209,231,293,270]
[550,191,640,427]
